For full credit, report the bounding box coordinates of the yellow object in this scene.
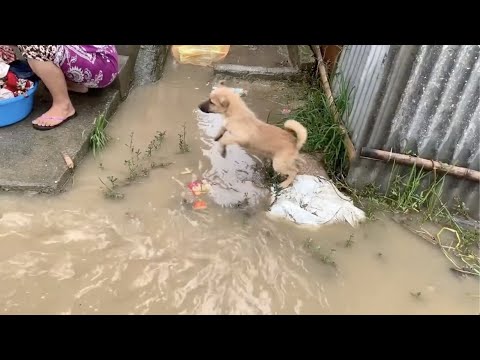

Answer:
[171,45,230,66]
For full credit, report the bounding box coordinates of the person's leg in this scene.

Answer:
[17,45,77,128]
[27,58,76,126]
[18,45,118,128]
[66,79,88,93]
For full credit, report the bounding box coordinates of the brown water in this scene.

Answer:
[0,58,478,315]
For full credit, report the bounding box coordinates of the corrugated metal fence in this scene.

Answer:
[333,45,480,219]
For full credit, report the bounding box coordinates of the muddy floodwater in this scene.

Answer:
[0,58,478,315]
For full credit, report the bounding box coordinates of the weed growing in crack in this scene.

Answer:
[151,161,174,169]
[145,131,167,157]
[345,235,354,248]
[304,238,337,268]
[99,176,124,199]
[178,123,190,153]
[98,130,172,200]
[124,131,169,182]
[124,132,144,182]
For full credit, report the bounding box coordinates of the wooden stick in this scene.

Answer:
[360,147,480,183]
[309,45,357,161]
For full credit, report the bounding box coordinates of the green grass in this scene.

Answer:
[292,76,353,180]
[90,114,110,157]
[385,163,447,217]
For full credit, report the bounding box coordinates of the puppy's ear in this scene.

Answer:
[219,96,230,108]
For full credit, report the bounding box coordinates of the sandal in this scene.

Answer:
[32,112,77,131]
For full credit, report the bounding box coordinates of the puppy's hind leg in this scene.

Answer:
[278,170,298,189]
[273,156,298,189]
[295,155,307,165]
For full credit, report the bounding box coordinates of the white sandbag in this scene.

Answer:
[267,175,366,227]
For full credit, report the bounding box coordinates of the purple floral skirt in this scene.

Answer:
[17,45,119,88]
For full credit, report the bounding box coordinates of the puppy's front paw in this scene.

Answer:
[214,128,226,142]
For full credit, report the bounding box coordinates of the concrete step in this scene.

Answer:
[220,45,291,67]
[213,64,305,81]
[113,54,133,99]
[212,45,314,81]
[0,87,120,193]
[134,45,170,87]
[115,45,140,61]
[113,45,141,99]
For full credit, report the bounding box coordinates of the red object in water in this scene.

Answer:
[187,180,210,196]
[192,200,207,210]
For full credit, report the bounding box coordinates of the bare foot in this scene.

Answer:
[32,103,76,127]
[66,80,88,94]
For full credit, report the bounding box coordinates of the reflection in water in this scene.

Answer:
[0,57,478,315]
[196,109,268,208]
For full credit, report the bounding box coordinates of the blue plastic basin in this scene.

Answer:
[0,81,39,127]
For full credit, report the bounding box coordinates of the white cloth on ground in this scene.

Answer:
[267,175,366,227]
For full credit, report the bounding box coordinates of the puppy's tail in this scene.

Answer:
[284,120,308,150]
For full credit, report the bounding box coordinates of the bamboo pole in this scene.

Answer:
[360,147,480,183]
[309,45,357,161]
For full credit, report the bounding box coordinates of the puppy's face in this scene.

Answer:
[198,87,233,114]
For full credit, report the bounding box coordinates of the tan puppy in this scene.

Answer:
[198,85,307,188]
